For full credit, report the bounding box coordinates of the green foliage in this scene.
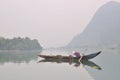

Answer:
[0,37,42,50]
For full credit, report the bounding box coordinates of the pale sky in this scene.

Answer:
[0,0,120,48]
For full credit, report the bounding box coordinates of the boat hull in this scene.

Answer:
[38,51,101,60]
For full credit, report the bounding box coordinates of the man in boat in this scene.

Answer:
[72,51,81,58]
[69,51,81,59]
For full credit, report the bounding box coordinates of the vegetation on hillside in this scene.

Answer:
[0,37,42,50]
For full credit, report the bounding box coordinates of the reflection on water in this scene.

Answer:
[0,48,120,80]
[38,59,101,70]
[0,50,94,80]
[86,48,120,80]
[0,50,41,65]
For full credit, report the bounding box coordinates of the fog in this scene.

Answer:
[0,0,120,48]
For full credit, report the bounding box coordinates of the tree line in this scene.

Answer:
[0,37,42,50]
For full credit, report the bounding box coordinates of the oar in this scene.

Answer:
[79,54,83,62]
[79,49,87,62]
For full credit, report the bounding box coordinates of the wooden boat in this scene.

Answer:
[38,51,101,60]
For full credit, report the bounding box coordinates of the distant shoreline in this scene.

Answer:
[0,37,43,51]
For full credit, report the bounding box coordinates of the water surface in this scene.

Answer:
[0,48,120,80]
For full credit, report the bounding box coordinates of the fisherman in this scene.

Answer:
[72,51,84,62]
[69,51,81,60]
[72,51,80,58]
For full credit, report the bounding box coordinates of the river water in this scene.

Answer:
[0,47,120,80]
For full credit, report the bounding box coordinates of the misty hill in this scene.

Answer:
[0,37,42,50]
[67,1,120,48]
